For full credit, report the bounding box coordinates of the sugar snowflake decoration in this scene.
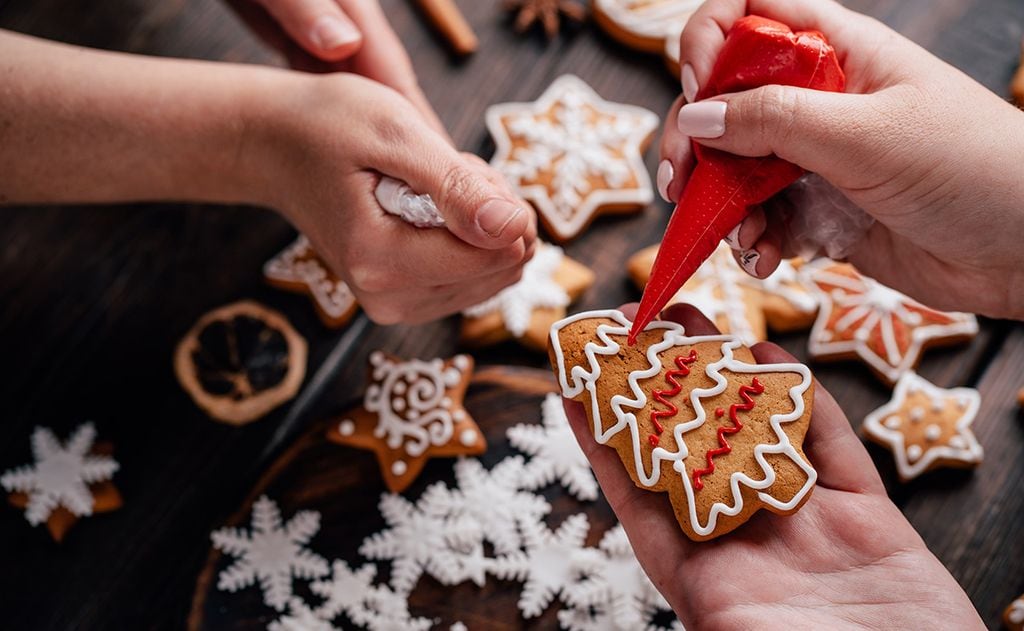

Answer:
[490,513,601,618]
[311,560,432,631]
[1,422,119,525]
[508,393,599,501]
[269,597,337,631]
[210,495,330,611]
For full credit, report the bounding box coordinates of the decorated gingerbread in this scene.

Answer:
[592,0,703,54]
[862,372,983,481]
[264,236,359,329]
[462,242,594,351]
[1006,593,1024,631]
[549,309,815,541]
[327,352,486,492]
[487,75,659,243]
[802,260,978,386]
[738,257,819,332]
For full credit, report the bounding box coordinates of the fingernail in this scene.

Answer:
[677,101,726,138]
[724,223,742,249]
[682,63,699,103]
[739,249,760,276]
[477,199,524,238]
[311,15,360,50]
[656,160,674,203]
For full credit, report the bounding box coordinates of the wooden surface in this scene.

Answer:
[0,0,1022,628]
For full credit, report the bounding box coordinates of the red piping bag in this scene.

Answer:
[628,15,845,343]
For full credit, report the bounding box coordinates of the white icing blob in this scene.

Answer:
[391,460,408,476]
[459,429,477,446]
[338,420,355,436]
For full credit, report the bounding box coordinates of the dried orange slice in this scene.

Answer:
[174,301,307,425]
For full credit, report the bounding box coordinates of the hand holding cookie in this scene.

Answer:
[660,0,1024,320]
[256,72,537,325]
[560,303,985,629]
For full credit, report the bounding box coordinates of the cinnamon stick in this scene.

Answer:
[413,0,479,56]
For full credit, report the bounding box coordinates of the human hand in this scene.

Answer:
[228,0,446,136]
[249,72,536,324]
[658,0,1024,319]
[564,302,985,629]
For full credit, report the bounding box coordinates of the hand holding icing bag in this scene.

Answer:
[629,15,845,343]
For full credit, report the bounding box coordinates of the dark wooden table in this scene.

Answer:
[1,0,1022,628]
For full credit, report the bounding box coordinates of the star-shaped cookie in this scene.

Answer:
[593,0,703,54]
[2,423,122,542]
[326,352,485,492]
[802,260,978,385]
[487,74,659,242]
[264,235,359,328]
[461,242,594,350]
[628,243,766,345]
[862,372,982,481]
[738,258,818,332]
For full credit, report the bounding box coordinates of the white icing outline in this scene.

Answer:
[264,236,357,320]
[862,372,983,480]
[739,258,818,314]
[486,75,659,241]
[595,0,703,41]
[550,309,816,536]
[802,259,978,384]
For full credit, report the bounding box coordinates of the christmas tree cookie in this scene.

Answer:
[548,309,815,541]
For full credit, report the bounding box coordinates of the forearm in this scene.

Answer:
[0,29,287,206]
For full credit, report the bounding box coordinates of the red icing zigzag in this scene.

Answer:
[648,350,699,447]
[692,377,765,490]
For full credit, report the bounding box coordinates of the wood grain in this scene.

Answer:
[0,0,1022,628]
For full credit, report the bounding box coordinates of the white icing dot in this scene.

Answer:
[370,351,385,366]
[948,435,966,449]
[453,409,466,421]
[931,398,945,412]
[393,380,407,395]
[453,355,471,371]
[459,428,477,446]
[883,416,901,430]
[907,444,923,461]
[366,384,380,399]
[338,420,355,436]
[924,424,941,441]
[431,358,444,370]
[392,398,406,412]
[910,407,925,422]
[441,397,452,407]
[391,460,407,476]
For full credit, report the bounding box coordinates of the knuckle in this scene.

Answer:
[756,84,800,145]
[348,263,401,294]
[361,299,404,325]
[438,163,486,215]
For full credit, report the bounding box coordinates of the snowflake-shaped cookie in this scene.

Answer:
[508,393,599,501]
[264,236,358,328]
[490,513,601,618]
[862,372,983,481]
[311,560,432,630]
[327,352,486,492]
[487,75,659,242]
[462,242,594,350]
[268,597,338,631]
[803,260,978,385]
[210,495,329,611]
[564,525,674,629]
[629,243,765,345]
[1,422,120,540]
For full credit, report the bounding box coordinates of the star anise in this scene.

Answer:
[504,0,587,39]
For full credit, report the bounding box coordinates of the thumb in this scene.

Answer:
[254,0,363,61]
[376,130,531,249]
[676,85,892,184]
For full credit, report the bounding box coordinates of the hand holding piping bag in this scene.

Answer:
[629,15,845,343]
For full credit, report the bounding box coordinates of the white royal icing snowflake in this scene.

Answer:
[462,243,570,337]
[311,560,432,631]
[1,422,119,525]
[210,495,329,611]
[490,513,602,618]
[268,597,338,631]
[508,393,599,501]
[564,525,675,629]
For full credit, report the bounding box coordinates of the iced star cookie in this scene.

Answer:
[549,309,816,541]
[487,75,659,242]
[802,260,978,386]
[862,372,982,481]
[1006,593,1024,631]
[2,423,121,542]
[461,242,594,351]
[628,243,766,345]
[738,258,819,332]
[264,236,359,329]
[327,352,486,492]
[593,0,703,54]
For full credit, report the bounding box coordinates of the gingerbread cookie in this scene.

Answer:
[593,0,702,54]
[1006,593,1024,631]
[264,236,359,329]
[327,352,486,492]
[2,423,122,542]
[862,372,982,481]
[664,18,684,77]
[738,258,818,332]
[802,260,978,386]
[487,75,659,242]
[628,243,766,345]
[461,242,594,350]
[549,309,815,541]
